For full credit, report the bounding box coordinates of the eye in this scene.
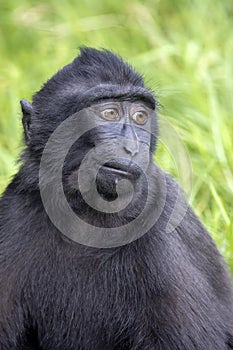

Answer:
[131,111,148,125]
[100,108,120,121]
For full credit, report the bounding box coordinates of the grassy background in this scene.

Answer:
[0,0,232,270]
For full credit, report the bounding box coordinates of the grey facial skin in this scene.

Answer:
[39,102,167,247]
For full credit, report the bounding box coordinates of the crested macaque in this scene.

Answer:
[0,48,233,350]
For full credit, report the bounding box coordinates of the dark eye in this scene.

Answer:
[100,108,120,121]
[131,111,148,125]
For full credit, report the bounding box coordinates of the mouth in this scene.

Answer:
[100,161,140,180]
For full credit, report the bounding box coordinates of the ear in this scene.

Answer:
[20,99,33,145]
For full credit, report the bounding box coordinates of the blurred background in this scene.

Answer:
[0,0,232,270]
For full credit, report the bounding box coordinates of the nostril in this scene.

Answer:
[123,139,139,157]
[123,145,133,155]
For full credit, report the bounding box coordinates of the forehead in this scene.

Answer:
[66,84,156,111]
[89,100,153,113]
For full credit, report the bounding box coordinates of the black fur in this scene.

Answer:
[0,48,233,350]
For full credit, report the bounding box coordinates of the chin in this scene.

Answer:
[95,166,138,202]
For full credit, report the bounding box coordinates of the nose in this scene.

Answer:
[122,124,139,157]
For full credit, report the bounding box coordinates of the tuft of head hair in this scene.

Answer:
[37,48,145,96]
[71,47,144,87]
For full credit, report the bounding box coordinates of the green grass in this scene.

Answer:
[0,0,232,270]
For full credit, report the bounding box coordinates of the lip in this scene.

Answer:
[100,161,140,179]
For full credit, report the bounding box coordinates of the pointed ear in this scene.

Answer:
[20,99,33,145]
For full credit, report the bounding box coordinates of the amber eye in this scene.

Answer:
[100,108,120,121]
[131,111,148,125]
